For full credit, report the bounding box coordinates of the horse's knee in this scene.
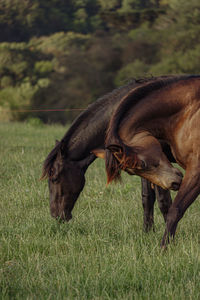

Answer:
[165,206,184,237]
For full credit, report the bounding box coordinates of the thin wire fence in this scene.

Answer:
[0,108,86,113]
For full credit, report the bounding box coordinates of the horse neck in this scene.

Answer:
[129,131,153,145]
[63,82,141,160]
[119,89,184,143]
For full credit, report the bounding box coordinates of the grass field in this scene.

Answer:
[0,122,200,300]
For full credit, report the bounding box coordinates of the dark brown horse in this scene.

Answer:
[41,76,175,231]
[103,75,200,247]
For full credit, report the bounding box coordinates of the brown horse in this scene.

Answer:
[101,75,200,247]
[93,132,182,190]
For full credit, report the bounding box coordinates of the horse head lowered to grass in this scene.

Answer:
[41,76,177,231]
[93,132,182,190]
[103,75,200,247]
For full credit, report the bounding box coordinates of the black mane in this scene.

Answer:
[60,77,157,150]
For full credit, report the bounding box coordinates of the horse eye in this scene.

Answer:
[51,177,59,183]
[49,167,59,183]
[153,162,159,168]
[140,160,147,169]
[49,167,55,177]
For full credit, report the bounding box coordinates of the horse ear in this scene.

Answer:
[56,149,64,163]
[106,144,123,162]
[57,140,66,160]
[91,149,106,159]
[56,141,66,163]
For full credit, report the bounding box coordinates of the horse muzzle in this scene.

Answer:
[169,168,183,191]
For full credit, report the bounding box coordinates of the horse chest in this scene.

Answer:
[170,108,200,168]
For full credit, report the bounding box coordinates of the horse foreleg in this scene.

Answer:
[161,168,200,248]
[141,178,156,232]
[154,185,172,222]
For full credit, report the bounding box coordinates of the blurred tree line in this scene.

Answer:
[0,0,200,123]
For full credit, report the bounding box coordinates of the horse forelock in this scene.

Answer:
[105,148,121,184]
[120,147,139,170]
[105,143,139,184]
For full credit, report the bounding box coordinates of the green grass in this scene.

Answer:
[0,122,200,300]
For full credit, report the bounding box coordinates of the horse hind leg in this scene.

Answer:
[141,178,156,232]
[154,185,172,223]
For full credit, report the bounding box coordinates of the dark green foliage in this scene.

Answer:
[0,0,200,123]
[0,0,101,42]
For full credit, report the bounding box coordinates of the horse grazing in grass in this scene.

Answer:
[41,76,176,231]
[103,75,200,247]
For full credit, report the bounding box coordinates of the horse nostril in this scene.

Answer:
[171,181,181,191]
[175,169,183,178]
